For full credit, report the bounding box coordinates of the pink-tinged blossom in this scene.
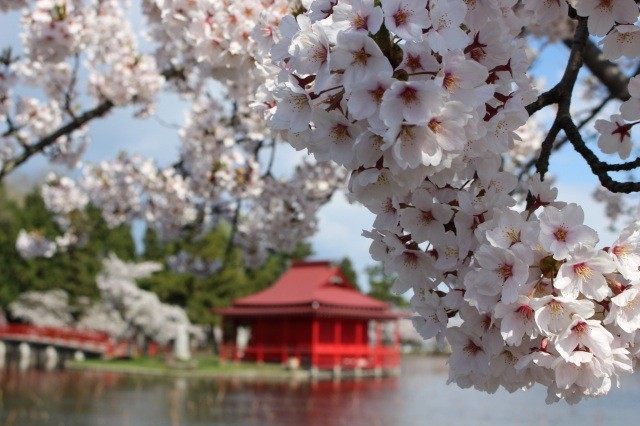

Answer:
[575,0,639,37]
[410,290,447,342]
[553,351,608,391]
[310,110,360,167]
[484,102,529,153]
[270,83,313,133]
[555,317,614,361]
[447,327,490,380]
[524,0,569,26]
[494,296,538,346]
[528,172,564,209]
[424,101,471,152]
[333,0,384,34]
[620,75,640,121]
[349,167,403,201]
[385,123,443,169]
[485,208,538,250]
[331,32,393,89]
[380,79,445,128]
[288,22,332,91]
[390,249,434,286]
[399,187,453,243]
[436,50,491,106]
[463,0,501,31]
[426,0,469,53]
[271,15,304,62]
[554,245,616,301]
[539,204,598,260]
[601,24,640,60]
[472,245,530,304]
[595,114,633,160]
[432,230,463,271]
[381,0,430,42]
[608,223,640,281]
[397,40,439,76]
[353,130,386,167]
[604,287,640,334]
[347,74,394,122]
[532,295,595,337]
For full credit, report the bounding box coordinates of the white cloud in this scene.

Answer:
[310,191,377,289]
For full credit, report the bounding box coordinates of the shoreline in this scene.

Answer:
[65,359,403,381]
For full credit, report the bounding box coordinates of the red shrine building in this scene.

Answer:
[217,261,401,371]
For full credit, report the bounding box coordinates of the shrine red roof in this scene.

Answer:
[217,260,400,318]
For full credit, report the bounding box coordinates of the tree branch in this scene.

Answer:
[535,118,562,179]
[561,116,640,193]
[0,100,114,180]
[526,17,589,116]
[564,38,631,102]
[0,67,185,180]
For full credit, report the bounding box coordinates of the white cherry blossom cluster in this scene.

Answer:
[259,0,640,403]
[27,94,345,267]
[179,97,262,201]
[7,257,202,344]
[148,0,296,81]
[235,160,345,268]
[21,0,88,63]
[15,97,63,139]
[15,229,58,259]
[92,254,203,343]
[41,172,89,216]
[8,289,75,327]
[79,155,199,239]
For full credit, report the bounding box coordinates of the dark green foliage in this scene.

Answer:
[0,186,135,309]
[365,263,409,308]
[139,227,313,326]
[337,257,360,290]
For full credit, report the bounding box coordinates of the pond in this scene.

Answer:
[1,356,639,425]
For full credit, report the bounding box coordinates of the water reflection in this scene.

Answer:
[1,356,640,425]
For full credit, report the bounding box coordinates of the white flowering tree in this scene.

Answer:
[2,0,343,267]
[254,0,640,405]
[8,255,201,345]
[3,0,640,404]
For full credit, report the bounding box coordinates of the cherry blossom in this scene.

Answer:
[381,0,430,42]
[595,114,633,160]
[539,204,598,260]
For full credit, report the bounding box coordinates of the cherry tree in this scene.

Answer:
[8,255,203,345]
[2,0,343,267]
[254,0,640,405]
[3,0,640,404]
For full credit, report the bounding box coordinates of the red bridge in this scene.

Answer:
[0,323,128,359]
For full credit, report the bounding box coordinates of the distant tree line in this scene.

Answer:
[0,185,406,329]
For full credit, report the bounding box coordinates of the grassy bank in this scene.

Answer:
[67,354,306,380]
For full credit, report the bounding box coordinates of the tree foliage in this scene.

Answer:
[365,264,408,308]
[0,186,135,308]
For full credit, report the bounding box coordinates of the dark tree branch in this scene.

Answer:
[564,38,631,102]
[535,119,562,179]
[556,17,590,114]
[519,94,614,180]
[561,116,640,193]
[0,67,185,180]
[526,17,589,116]
[0,99,114,180]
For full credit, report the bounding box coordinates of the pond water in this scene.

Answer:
[1,356,639,425]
